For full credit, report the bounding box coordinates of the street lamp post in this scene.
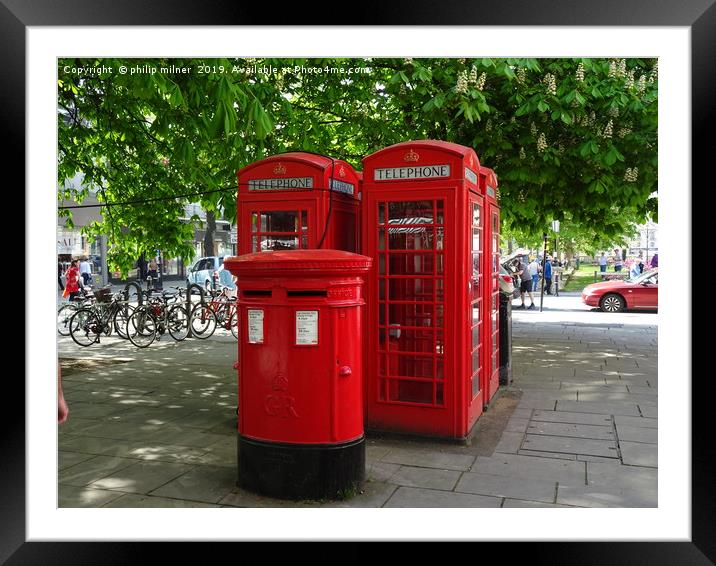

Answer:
[551,220,560,296]
[539,232,547,312]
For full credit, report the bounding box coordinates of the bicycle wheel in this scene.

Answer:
[167,304,189,341]
[190,303,217,339]
[229,310,239,340]
[57,303,78,336]
[113,303,136,339]
[127,307,157,348]
[69,308,101,347]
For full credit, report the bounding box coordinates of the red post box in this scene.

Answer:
[479,166,501,405]
[237,152,361,255]
[224,249,372,500]
[361,140,492,441]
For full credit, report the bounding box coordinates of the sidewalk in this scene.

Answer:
[57,293,657,508]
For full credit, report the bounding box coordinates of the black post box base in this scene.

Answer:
[237,435,365,501]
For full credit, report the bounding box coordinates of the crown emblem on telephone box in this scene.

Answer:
[403,149,420,162]
[273,162,287,175]
[338,165,346,178]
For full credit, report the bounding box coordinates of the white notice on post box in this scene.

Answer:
[247,309,264,344]
[295,310,318,345]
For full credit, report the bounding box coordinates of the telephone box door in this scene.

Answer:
[486,204,501,402]
[467,192,485,427]
[366,193,455,437]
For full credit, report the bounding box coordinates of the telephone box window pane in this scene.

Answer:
[493,235,499,254]
[379,305,386,326]
[392,355,437,378]
[301,236,309,249]
[251,213,259,234]
[472,349,481,375]
[378,229,386,250]
[437,254,444,274]
[436,200,444,225]
[388,201,434,225]
[390,380,433,405]
[472,229,481,252]
[389,328,435,354]
[436,358,444,379]
[436,228,444,250]
[436,382,444,405]
[379,278,386,300]
[389,278,436,302]
[493,214,498,231]
[261,211,298,232]
[472,324,479,349]
[436,279,444,302]
[472,204,481,226]
[378,203,386,225]
[388,253,435,275]
[301,211,308,231]
[251,237,259,253]
[472,374,479,397]
[379,254,386,275]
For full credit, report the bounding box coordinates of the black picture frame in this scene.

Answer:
[9,0,707,562]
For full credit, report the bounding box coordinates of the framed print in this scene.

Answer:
[7,0,709,561]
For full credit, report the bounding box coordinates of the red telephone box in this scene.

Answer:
[237,152,361,255]
[479,166,501,405]
[361,140,490,441]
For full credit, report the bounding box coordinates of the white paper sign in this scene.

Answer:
[295,311,318,345]
[247,309,264,344]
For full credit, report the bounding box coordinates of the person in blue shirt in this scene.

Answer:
[544,255,553,294]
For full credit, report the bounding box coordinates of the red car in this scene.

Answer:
[581,268,658,312]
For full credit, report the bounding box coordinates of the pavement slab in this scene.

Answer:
[555,400,641,416]
[455,472,557,503]
[531,410,613,426]
[526,421,615,440]
[387,466,461,490]
[521,434,619,458]
[149,464,238,504]
[102,494,220,507]
[59,455,139,488]
[619,441,658,467]
[615,425,658,444]
[384,486,502,508]
[58,485,127,508]
[380,447,475,472]
[87,460,194,494]
[470,454,585,484]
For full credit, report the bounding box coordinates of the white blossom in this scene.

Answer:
[576,62,585,82]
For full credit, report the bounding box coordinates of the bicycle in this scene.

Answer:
[57,286,96,336]
[188,286,238,340]
[126,289,189,348]
[67,290,136,347]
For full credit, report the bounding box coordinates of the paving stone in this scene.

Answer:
[560,384,629,393]
[615,425,657,444]
[124,443,212,465]
[505,418,530,433]
[470,454,584,484]
[521,435,619,458]
[103,406,196,425]
[613,415,657,429]
[381,447,475,471]
[625,385,658,395]
[58,485,126,508]
[511,408,534,420]
[639,404,658,418]
[57,435,143,458]
[531,410,613,426]
[321,481,400,508]
[366,461,401,483]
[150,464,237,503]
[517,450,577,461]
[77,421,166,441]
[102,494,220,507]
[67,402,132,420]
[556,401,641,416]
[59,455,139,487]
[59,417,106,436]
[503,498,578,508]
[366,443,392,461]
[384,486,502,508]
[59,451,98,471]
[559,463,658,507]
[387,465,461,490]
[455,472,557,503]
[88,461,194,494]
[493,432,524,454]
[619,442,658,467]
[526,421,614,440]
[141,428,232,449]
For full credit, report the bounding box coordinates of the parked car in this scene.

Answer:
[499,264,516,297]
[581,268,658,312]
[186,256,236,291]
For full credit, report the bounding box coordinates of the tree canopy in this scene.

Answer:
[58,57,658,275]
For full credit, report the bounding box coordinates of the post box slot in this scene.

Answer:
[287,290,327,297]
[243,290,272,297]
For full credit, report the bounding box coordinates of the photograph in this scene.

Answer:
[7,10,705,560]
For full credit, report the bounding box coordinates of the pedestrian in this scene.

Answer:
[650,253,658,268]
[58,261,64,291]
[629,260,641,279]
[147,257,159,290]
[544,255,553,294]
[599,252,607,273]
[528,256,541,292]
[64,259,81,301]
[79,257,92,287]
[515,259,536,310]
[58,365,69,424]
[614,249,623,272]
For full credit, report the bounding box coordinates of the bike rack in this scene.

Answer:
[185,283,206,339]
[123,281,144,306]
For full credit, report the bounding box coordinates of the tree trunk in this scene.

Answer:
[204,210,216,257]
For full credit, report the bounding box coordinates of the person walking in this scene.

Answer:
[528,257,541,292]
[650,253,658,268]
[516,259,536,310]
[599,252,607,273]
[147,257,159,291]
[64,260,81,301]
[58,261,65,291]
[614,250,623,272]
[79,257,92,287]
[544,255,553,294]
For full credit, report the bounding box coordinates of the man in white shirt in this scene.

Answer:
[599,252,607,273]
[79,257,92,287]
[528,257,541,292]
